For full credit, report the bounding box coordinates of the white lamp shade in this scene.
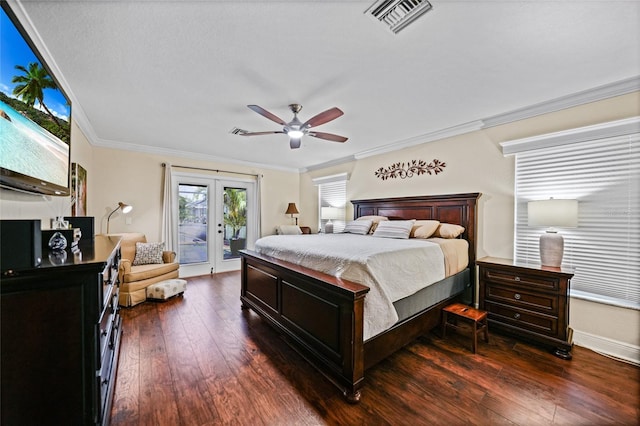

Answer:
[528,199,578,228]
[321,207,343,220]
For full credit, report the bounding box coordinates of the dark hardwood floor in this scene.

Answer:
[111,272,640,425]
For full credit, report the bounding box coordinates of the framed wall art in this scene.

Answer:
[71,162,87,216]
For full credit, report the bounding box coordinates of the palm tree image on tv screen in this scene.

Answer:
[1,5,71,192]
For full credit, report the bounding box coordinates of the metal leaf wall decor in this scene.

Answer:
[375,159,446,180]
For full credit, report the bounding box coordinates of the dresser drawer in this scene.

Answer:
[484,284,559,314]
[485,301,558,336]
[482,267,560,292]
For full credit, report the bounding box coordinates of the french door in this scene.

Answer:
[173,172,256,276]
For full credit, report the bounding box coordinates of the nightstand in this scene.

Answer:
[477,257,575,359]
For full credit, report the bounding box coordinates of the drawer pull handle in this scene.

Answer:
[514,293,521,300]
[101,329,108,337]
[514,276,521,282]
[514,313,521,320]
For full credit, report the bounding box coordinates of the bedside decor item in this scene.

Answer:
[528,198,578,267]
[285,202,299,225]
[321,206,342,233]
[107,202,133,233]
[374,159,446,180]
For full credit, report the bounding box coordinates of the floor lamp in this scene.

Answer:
[107,202,133,234]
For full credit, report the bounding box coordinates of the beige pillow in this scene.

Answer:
[433,223,465,239]
[410,220,440,238]
[356,215,388,233]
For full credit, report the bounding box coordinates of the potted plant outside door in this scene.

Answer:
[224,188,247,255]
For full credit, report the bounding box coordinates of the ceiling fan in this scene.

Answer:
[238,104,348,149]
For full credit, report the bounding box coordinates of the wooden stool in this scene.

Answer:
[442,303,489,354]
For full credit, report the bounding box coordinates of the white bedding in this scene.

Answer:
[254,233,446,340]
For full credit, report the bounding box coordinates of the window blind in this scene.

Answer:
[317,179,347,233]
[514,134,639,309]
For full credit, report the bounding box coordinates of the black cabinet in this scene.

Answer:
[1,235,122,425]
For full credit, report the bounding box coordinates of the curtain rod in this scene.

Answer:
[161,163,261,178]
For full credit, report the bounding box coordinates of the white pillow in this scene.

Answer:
[372,220,415,239]
[356,215,388,233]
[343,220,373,235]
[276,225,302,235]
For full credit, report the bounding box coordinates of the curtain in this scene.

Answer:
[161,163,175,252]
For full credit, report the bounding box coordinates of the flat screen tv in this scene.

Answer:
[1,2,71,196]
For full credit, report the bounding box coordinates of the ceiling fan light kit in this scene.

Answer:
[238,104,348,149]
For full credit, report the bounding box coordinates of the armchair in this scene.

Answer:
[114,233,179,307]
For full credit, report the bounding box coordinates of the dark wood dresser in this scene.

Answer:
[477,257,575,359]
[1,235,122,425]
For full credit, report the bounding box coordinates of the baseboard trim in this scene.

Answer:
[572,329,640,366]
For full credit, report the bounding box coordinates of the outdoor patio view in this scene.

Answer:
[178,184,247,264]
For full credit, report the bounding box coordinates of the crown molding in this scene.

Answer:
[92,138,300,173]
[483,76,640,128]
[299,155,357,173]
[352,121,485,161]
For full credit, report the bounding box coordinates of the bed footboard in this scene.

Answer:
[240,249,370,402]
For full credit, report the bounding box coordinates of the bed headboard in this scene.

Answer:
[351,193,481,273]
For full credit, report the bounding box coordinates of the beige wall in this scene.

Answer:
[301,92,640,360]
[88,148,300,241]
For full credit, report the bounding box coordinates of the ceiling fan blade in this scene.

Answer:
[239,131,286,136]
[302,107,344,129]
[308,131,348,143]
[247,105,287,125]
[289,138,302,149]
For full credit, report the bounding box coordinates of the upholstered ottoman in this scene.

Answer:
[146,279,187,301]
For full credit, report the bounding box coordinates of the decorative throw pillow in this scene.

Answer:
[410,220,440,238]
[433,223,465,239]
[343,220,373,235]
[372,219,415,239]
[356,215,388,233]
[276,225,303,235]
[132,242,165,265]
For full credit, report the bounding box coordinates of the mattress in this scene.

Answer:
[254,233,469,339]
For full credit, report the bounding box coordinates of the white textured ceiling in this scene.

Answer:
[15,0,640,172]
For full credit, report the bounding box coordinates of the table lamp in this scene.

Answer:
[285,203,299,225]
[528,198,578,267]
[321,207,342,234]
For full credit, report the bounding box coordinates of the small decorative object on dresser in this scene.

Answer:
[478,257,575,359]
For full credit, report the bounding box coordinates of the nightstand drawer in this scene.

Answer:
[485,301,558,336]
[483,267,560,292]
[484,284,559,314]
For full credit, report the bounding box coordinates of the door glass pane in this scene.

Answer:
[223,187,247,260]
[178,184,208,264]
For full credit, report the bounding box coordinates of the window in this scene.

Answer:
[313,173,348,233]
[504,118,639,309]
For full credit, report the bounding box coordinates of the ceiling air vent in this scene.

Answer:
[229,127,248,135]
[365,0,433,34]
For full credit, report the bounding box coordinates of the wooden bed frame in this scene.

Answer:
[240,193,480,402]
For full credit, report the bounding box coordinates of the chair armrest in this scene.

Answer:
[119,258,131,283]
[163,251,176,263]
